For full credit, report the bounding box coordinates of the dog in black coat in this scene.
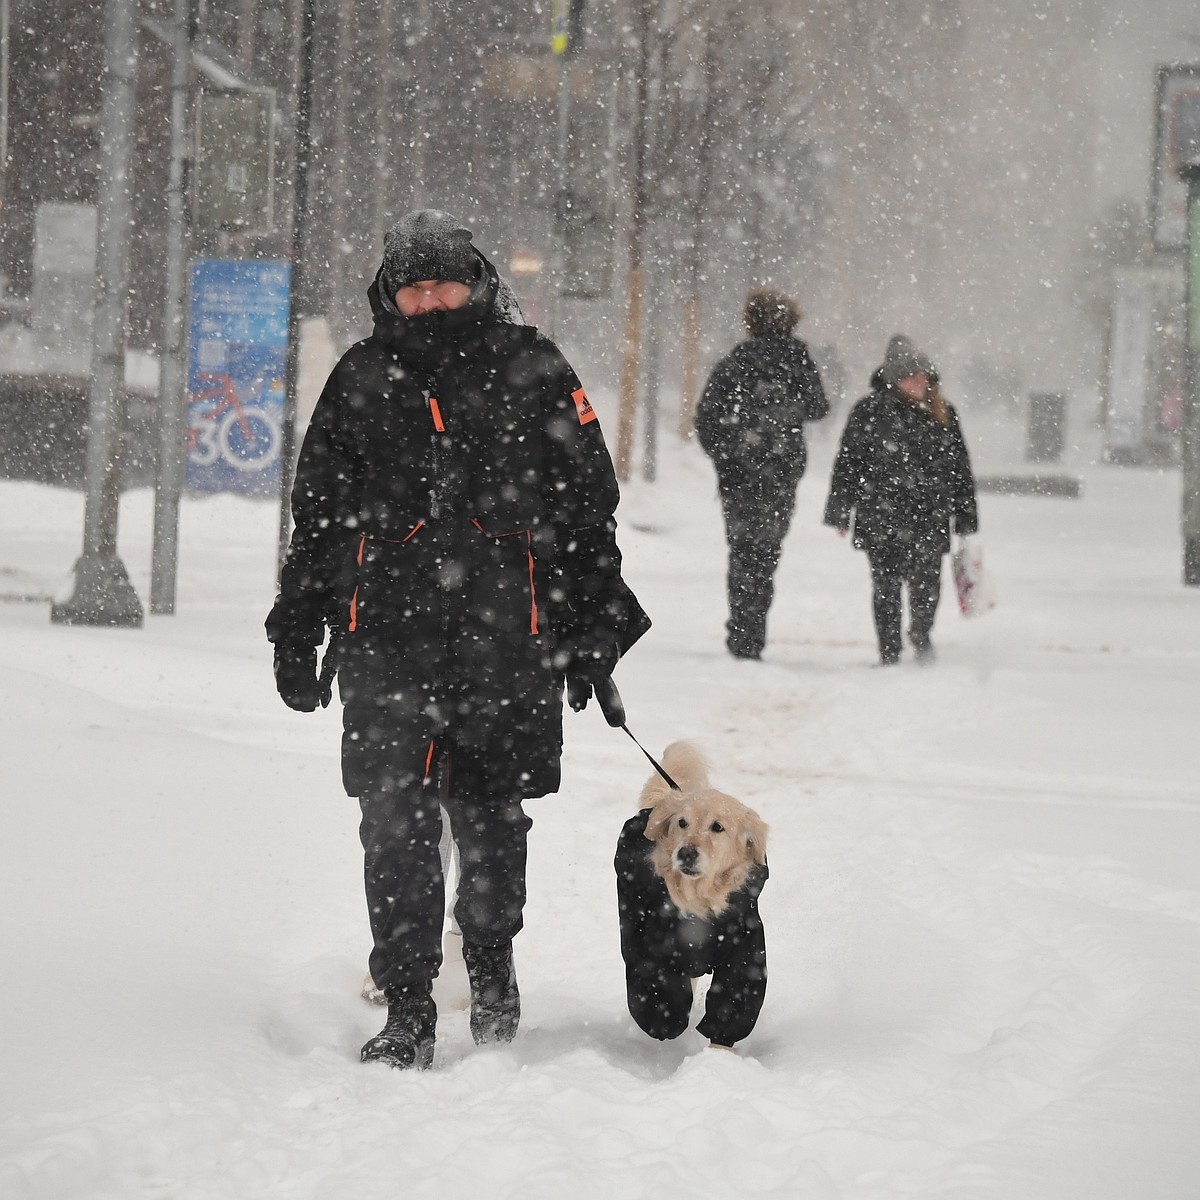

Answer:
[614,742,769,1048]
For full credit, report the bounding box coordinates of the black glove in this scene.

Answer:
[273,640,329,712]
[555,630,620,713]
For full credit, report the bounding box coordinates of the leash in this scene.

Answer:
[585,676,681,792]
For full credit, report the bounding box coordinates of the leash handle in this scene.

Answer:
[593,676,626,727]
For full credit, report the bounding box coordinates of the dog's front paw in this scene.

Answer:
[361,971,386,1006]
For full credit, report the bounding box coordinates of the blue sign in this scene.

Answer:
[185,258,291,495]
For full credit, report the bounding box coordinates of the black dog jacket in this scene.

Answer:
[614,808,768,1046]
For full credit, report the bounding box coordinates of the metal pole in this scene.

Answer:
[678,21,716,440]
[638,23,667,483]
[1182,163,1200,586]
[614,0,652,481]
[641,243,660,482]
[275,0,317,583]
[411,0,430,210]
[546,58,573,340]
[51,0,143,627]
[371,0,399,245]
[0,0,10,212]
[150,0,196,615]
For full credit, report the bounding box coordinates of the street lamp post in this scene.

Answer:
[1181,156,1200,585]
[275,0,317,582]
[51,0,143,628]
[149,0,197,615]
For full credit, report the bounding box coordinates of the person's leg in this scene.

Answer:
[719,490,755,656]
[442,790,531,946]
[907,546,944,659]
[868,551,903,664]
[741,489,796,657]
[731,544,770,657]
[356,782,445,1002]
[360,810,456,1006]
[721,490,782,659]
[352,729,445,1068]
[441,747,532,1043]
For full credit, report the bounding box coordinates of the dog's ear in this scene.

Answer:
[742,810,770,866]
[644,804,676,843]
[638,772,670,810]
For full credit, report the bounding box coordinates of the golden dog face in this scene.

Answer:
[642,766,769,919]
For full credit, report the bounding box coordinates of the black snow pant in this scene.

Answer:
[356,736,532,1003]
[866,543,943,662]
[718,482,798,658]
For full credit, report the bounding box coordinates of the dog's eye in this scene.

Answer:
[677,817,689,830]
[710,821,725,833]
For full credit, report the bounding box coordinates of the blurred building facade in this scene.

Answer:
[2,0,1177,452]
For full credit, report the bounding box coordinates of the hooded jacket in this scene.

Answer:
[824,371,978,556]
[266,248,648,797]
[695,334,828,501]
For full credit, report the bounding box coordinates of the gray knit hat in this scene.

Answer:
[380,209,482,295]
[880,334,935,386]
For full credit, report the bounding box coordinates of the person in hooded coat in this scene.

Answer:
[265,210,649,1069]
[694,288,828,660]
[823,334,978,665]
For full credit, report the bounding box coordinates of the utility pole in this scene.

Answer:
[410,0,430,211]
[0,0,10,215]
[51,0,143,628]
[1181,154,1200,585]
[546,0,577,340]
[275,0,317,581]
[150,0,197,615]
[614,0,652,481]
[639,26,668,483]
[677,21,716,441]
[372,0,399,246]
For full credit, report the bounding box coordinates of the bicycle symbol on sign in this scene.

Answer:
[187,372,283,473]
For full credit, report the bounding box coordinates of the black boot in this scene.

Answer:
[360,991,436,1069]
[462,940,520,1045]
[910,633,936,664]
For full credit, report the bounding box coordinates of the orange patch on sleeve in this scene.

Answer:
[572,387,597,426]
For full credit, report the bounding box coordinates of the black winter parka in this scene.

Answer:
[695,334,828,501]
[824,375,978,557]
[266,257,648,798]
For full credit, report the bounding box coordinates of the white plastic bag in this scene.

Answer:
[952,536,995,617]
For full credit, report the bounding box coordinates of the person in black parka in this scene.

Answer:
[695,288,828,660]
[824,334,978,665]
[266,210,649,1069]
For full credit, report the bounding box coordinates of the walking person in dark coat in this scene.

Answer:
[266,210,649,1069]
[824,334,978,666]
[695,288,828,660]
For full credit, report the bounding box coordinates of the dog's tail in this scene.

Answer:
[639,740,710,806]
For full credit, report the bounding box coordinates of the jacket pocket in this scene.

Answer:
[468,520,541,637]
[346,524,430,634]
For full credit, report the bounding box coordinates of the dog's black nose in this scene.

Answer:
[677,845,699,868]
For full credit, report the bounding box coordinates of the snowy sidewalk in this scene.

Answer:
[2,430,1199,1200]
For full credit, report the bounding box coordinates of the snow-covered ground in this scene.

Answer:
[2,398,1199,1200]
